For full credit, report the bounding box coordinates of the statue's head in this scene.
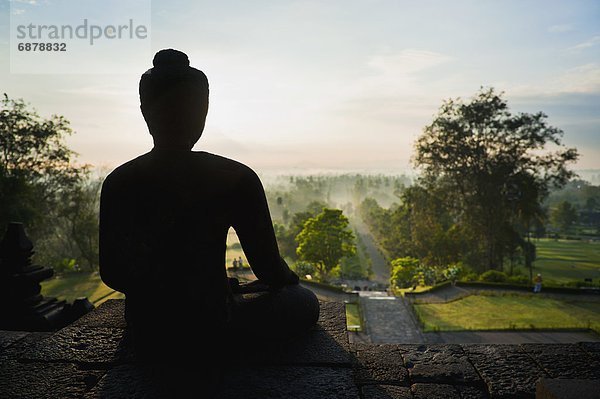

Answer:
[139,49,209,149]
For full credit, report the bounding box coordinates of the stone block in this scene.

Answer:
[315,301,347,333]
[21,326,132,365]
[403,344,481,384]
[0,330,28,351]
[71,300,126,329]
[352,344,408,384]
[361,384,412,399]
[521,343,600,379]
[536,378,600,399]
[456,385,490,399]
[83,364,170,399]
[217,366,360,399]
[411,383,461,399]
[462,344,547,398]
[0,360,103,399]
[279,329,352,365]
[578,342,600,361]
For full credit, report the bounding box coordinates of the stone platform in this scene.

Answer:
[0,299,598,398]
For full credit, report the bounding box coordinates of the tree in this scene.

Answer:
[273,201,327,260]
[0,94,88,266]
[551,200,578,235]
[0,94,85,236]
[390,257,420,289]
[296,208,356,281]
[413,87,578,271]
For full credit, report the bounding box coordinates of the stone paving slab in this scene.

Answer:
[83,364,169,399]
[71,299,127,329]
[402,344,482,385]
[578,341,600,361]
[217,366,360,399]
[462,344,548,398]
[361,384,413,399]
[411,383,461,399]
[314,301,347,332]
[279,328,352,366]
[0,330,28,351]
[0,360,104,399]
[0,331,53,362]
[21,326,133,365]
[520,343,600,380]
[351,343,409,385]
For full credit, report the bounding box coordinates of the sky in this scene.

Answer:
[1,0,599,175]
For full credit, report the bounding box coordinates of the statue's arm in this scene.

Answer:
[232,169,298,288]
[98,175,132,293]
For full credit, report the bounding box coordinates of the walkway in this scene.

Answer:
[352,220,389,286]
[359,291,424,343]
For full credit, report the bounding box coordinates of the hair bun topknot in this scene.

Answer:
[152,49,190,69]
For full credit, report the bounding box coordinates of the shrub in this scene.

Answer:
[390,257,420,288]
[462,272,479,282]
[293,261,316,279]
[479,270,508,283]
[507,275,530,285]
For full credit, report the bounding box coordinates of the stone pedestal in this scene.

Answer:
[0,222,93,331]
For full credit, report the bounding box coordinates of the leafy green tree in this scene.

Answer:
[413,87,578,271]
[551,200,578,235]
[390,257,420,289]
[296,208,356,281]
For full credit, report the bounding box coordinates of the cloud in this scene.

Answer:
[367,49,452,75]
[11,8,25,15]
[554,63,600,93]
[569,36,600,51]
[11,0,38,5]
[548,24,573,33]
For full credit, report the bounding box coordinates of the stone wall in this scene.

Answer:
[0,299,598,398]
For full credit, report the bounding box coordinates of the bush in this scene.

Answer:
[479,270,508,283]
[390,257,420,288]
[293,261,316,279]
[507,275,530,285]
[462,272,479,282]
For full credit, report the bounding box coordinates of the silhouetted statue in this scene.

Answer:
[99,49,320,364]
[0,222,93,331]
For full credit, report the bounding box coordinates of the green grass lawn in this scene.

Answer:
[41,272,124,305]
[345,302,362,331]
[515,238,600,284]
[414,293,600,333]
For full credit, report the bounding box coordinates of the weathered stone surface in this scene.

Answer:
[279,329,352,365]
[536,378,600,399]
[217,366,360,399]
[462,344,547,398]
[21,326,132,365]
[411,383,460,399]
[0,330,28,351]
[521,343,600,380]
[578,341,600,361]
[71,300,126,329]
[361,384,412,399]
[83,364,170,399]
[315,301,347,333]
[403,344,481,384]
[455,385,490,399]
[352,344,409,384]
[0,331,53,362]
[0,360,103,399]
